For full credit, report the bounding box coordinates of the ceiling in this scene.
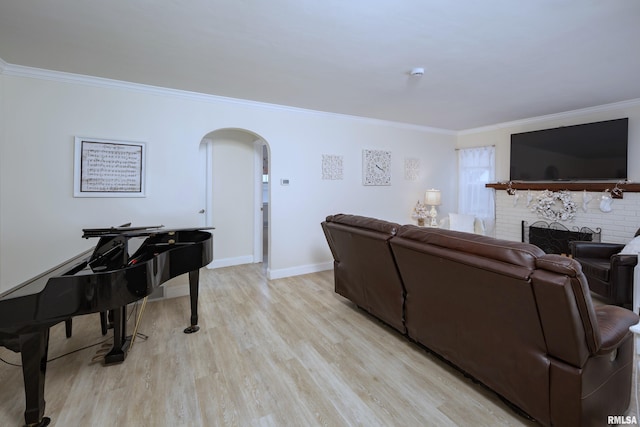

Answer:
[1,1,639,131]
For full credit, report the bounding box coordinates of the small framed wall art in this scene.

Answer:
[322,154,344,180]
[74,137,146,197]
[404,157,420,181]
[362,149,391,186]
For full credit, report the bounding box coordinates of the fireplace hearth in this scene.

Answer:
[522,220,601,255]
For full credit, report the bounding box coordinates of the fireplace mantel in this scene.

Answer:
[486,181,640,199]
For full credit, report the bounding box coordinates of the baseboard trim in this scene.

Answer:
[207,255,254,269]
[163,284,190,299]
[267,262,333,280]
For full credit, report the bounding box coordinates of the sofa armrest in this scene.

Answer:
[594,305,639,354]
[569,241,625,259]
[611,253,639,268]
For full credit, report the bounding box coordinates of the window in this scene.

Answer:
[458,146,495,234]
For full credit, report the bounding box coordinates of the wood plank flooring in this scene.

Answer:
[0,264,632,426]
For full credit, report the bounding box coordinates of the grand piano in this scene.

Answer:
[0,225,213,427]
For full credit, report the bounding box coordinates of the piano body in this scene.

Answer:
[0,226,213,427]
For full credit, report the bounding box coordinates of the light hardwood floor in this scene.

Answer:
[0,264,633,426]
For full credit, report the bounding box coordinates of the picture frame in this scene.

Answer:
[362,149,391,186]
[73,137,146,197]
[322,154,344,180]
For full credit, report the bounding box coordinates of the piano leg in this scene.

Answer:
[19,330,51,427]
[64,319,72,338]
[184,269,200,334]
[103,306,131,365]
[100,311,108,335]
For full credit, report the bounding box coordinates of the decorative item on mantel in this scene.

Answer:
[598,180,626,212]
[526,190,534,207]
[610,180,625,198]
[599,181,627,213]
[488,180,638,199]
[599,192,613,213]
[582,190,592,213]
[531,190,577,222]
[505,181,522,206]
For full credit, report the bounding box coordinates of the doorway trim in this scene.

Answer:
[253,140,266,263]
[200,129,270,271]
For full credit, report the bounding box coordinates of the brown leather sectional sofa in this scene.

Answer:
[321,213,640,427]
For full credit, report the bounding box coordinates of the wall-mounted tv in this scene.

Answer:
[510,118,628,181]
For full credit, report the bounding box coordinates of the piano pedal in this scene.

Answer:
[91,354,105,363]
[26,416,51,426]
[135,332,148,341]
[92,345,112,362]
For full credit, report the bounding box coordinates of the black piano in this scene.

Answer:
[0,225,213,427]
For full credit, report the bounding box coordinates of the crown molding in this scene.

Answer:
[458,98,640,136]
[1,57,635,137]
[0,60,454,135]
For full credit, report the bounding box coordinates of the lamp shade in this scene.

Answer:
[425,189,441,206]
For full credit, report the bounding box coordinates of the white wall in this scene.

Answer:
[457,100,640,243]
[0,67,457,292]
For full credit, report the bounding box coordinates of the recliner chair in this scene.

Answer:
[569,229,640,308]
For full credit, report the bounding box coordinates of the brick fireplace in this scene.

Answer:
[493,189,640,313]
[493,190,640,245]
[523,220,600,255]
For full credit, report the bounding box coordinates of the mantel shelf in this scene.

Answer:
[486,182,640,199]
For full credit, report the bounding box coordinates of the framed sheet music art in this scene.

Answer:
[74,137,146,197]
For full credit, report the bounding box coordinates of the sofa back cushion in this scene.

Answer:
[532,254,601,365]
[321,214,405,333]
[325,213,400,235]
[396,225,544,270]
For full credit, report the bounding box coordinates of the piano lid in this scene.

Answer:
[0,226,215,302]
[82,224,165,238]
[82,225,214,239]
[0,249,93,301]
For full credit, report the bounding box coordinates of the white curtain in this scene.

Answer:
[457,146,495,235]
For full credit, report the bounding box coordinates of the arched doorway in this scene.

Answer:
[199,128,270,270]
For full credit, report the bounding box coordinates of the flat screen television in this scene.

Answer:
[510,118,628,181]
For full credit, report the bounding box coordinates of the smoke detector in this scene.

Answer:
[410,67,425,76]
